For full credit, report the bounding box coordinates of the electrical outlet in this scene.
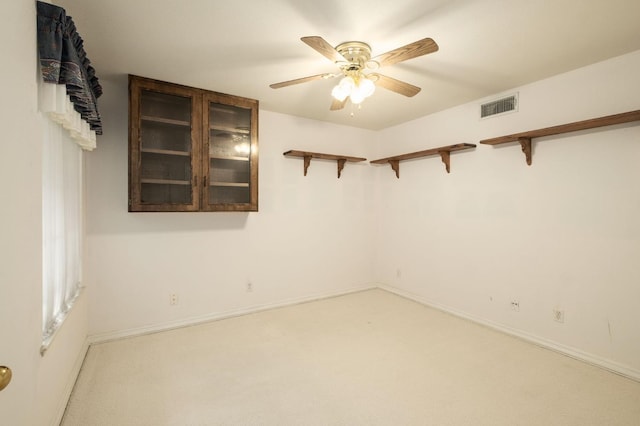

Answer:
[553,309,564,323]
[246,282,253,292]
[169,293,179,306]
[511,300,520,311]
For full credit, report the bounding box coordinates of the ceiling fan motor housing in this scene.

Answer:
[335,41,379,72]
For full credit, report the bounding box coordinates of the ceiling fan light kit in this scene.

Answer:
[331,74,376,104]
[270,35,438,111]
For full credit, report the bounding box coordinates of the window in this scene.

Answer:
[41,103,84,353]
[37,0,102,354]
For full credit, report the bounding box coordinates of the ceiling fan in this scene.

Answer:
[270,36,439,111]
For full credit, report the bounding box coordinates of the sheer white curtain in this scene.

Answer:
[40,80,95,354]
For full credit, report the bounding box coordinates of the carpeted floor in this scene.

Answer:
[62,289,640,425]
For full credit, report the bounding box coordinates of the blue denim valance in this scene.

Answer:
[37,1,102,135]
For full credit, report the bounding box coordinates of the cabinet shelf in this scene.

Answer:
[210,181,249,188]
[479,109,640,165]
[142,148,191,157]
[371,143,476,178]
[210,124,250,134]
[141,115,190,127]
[210,155,249,162]
[283,150,367,178]
[141,178,191,186]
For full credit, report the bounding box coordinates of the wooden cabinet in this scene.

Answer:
[129,75,258,212]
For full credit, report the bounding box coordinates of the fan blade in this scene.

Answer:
[371,74,421,97]
[371,38,438,67]
[301,36,348,64]
[330,98,347,111]
[270,73,335,89]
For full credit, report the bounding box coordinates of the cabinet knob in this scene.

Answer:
[0,366,12,391]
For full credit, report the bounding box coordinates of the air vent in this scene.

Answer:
[481,93,518,118]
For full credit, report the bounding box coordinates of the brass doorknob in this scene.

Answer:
[0,366,12,391]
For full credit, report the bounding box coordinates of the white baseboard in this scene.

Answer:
[51,337,90,426]
[379,284,640,382]
[88,284,377,345]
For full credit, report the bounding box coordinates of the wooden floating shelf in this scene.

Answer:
[370,143,476,178]
[283,150,367,178]
[480,109,640,165]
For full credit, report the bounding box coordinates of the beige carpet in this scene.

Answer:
[62,289,640,425]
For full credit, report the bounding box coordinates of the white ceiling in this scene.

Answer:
[57,0,640,130]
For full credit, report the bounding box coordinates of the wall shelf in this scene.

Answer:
[283,150,367,178]
[479,109,640,165]
[370,143,476,178]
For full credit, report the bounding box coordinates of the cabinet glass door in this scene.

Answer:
[130,75,257,212]
[205,98,257,210]
[136,88,197,209]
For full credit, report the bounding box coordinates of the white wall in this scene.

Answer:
[374,50,640,377]
[0,1,89,425]
[87,51,640,379]
[85,76,378,339]
[0,1,41,423]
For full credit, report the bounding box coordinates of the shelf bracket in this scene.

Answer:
[337,159,347,178]
[439,151,451,173]
[388,160,400,178]
[519,137,532,166]
[303,155,312,176]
